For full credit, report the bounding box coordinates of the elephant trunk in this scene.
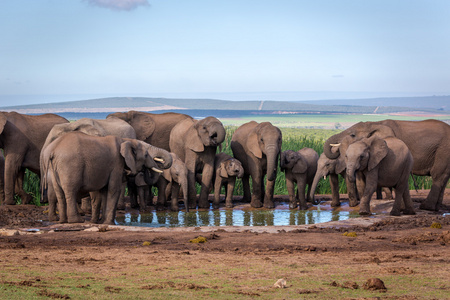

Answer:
[280,151,286,171]
[266,145,279,182]
[309,169,327,204]
[346,166,357,183]
[323,132,345,159]
[148,145,173,169]
[210,123,226,147]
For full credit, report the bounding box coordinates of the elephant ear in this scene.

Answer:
[130,112,156,141]
[292,157,308,174]
[162,169,172,182]
[219,162,229,178]
[280,151,286,170]
[368,138,388,171]
[0,113,7,134]
[186,121,204,152]
[247,130,262,158]
[335,157,346,174]
[135,172,147,187]
[120,141,138,175]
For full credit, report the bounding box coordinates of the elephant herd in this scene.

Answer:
[0,110,449,225]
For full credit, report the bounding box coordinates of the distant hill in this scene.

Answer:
[1,96,449,115]
[299,95,450,111]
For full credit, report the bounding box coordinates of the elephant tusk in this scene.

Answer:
[151,167,164,173]
[330,143,341,147]
[323,176,326,180]
[154,157,164,162]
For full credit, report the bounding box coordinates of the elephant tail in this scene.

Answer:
[40,157,51,203]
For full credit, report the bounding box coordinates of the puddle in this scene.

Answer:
[115,202,360,228]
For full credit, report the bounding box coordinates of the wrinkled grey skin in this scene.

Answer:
[127,171,154,211]
[41,132,172,224]
[0,112,68,205]
[345,136,415,216]
[169,116,226,209]
[40,117,137,220]
[156,153,189,212]
[309,153,361,207]
[323,119,450,211]
[0,152,32,205]
[231,121,282,209]
[280,148,318,210]
[108,111,192,151]
[212,153,244,209]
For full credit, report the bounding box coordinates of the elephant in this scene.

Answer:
[40,116,138,220]
[169,116,226,209]
[0,111,68,205]
[155,153,189,212]
[231,121,282,208]
[127,171,153,211]
[40,132,172,224]
[344,136,415,216]
[323,119,450,211]
[211,152,244,209]
[0,152,32,205]
[280,148,319,210]
[107,111,192,151]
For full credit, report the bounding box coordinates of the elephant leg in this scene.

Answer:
[170,183,181,211]
[359,173,377,215]
[399,188,415,216]
[65,191,84,223]
[199,163,214,209]
[242,174,251,203]
[137,186,147,211]
[250,174,263,208]
[225,178,236,208]
[102,188,120,225]
[285,177,297,209]
[3,156,20,205]
[80,196,92,215]
[329,174,340,207]
[186,163,198,209]
[376,187,382,200]
[46,180,58,222]
[213,178,222,209]
[264,178,275,209]
[90,191,103,224]
[297,180,308,210]
[156,179,168,211]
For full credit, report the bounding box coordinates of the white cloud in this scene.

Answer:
[86,0,149,11]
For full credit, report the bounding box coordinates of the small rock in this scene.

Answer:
[363,278,387,291]
[84,227,100,232]
[273,278,287,288]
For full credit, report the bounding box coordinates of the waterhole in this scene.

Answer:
[115,202,360,228]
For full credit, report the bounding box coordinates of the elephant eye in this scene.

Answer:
[350,133,356,138]
[260,138,263,142]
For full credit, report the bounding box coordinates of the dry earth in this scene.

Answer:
[0,190,449,299]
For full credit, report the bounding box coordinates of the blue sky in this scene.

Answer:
[1,0,450,105]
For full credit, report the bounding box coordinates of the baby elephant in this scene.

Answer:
[280,148,319,210]
[156,153,189,212]
[345,136,415,216]
[212,153,244,208]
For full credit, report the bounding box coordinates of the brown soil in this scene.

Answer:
[0,189,449,298]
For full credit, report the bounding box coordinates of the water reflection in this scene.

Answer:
[115,202,360,228]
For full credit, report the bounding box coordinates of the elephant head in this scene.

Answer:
[323,122,395,159]
[248,122,282,182]
[219,158,244,179]
[280,150,307,174]
[120,139,173,176]
[187,116,226,152]
[345,137,388,182]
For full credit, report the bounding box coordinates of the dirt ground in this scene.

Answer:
[0,190,449,299]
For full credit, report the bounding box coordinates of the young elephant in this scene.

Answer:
[280,148,318,210]
[231,121,282,208]
[212,153,244,209]
[345,136,415,216]
[156,153,189,212]
[41,132,172,224]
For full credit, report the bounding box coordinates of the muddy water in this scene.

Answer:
[115,202,360,228]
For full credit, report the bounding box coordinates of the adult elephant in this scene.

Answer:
[41,132,172,224]
[169,116,226,209]
[231,121,282,208]
[323,119,450,211]
[0,111,68,205]
[107,111,192,151]
[40,116,138,218]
